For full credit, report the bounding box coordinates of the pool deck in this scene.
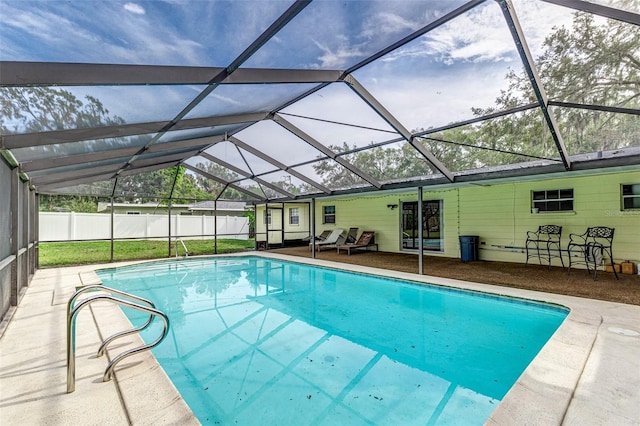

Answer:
[1,252,639,425]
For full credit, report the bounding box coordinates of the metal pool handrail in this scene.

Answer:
[175,238,189,257]
[66,285,170,393]
[69,285,157,357]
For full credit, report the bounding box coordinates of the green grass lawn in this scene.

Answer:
[39,239,255,268]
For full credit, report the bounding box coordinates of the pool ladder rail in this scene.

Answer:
[175,238,189,257]
[66,285,170,393]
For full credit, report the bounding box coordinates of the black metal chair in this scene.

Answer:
[525,225,564,270]
[567,227,617,280]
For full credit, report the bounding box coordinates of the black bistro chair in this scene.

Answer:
[567,226,617,280]
[525,225,564,270]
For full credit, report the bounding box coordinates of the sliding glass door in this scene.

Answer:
[401,200,443,251]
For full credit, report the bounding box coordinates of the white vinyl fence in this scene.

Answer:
[39,212,249,242]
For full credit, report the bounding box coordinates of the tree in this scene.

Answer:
[310,2,639,185]
[1,87,213,204]
[473,4,640,157]
[192,161,266,200]
[1,87,130,160]
[1,87,125,134]
[312,141,434,188]
[38,194,107,212]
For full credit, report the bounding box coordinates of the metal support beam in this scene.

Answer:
[418,187,424,275]
[342,75,455,182]
[169,167,182,254]
[22,135,224,174]
[548,101,640,116]
[168,199,172,258]
[117,161,181,177]
[34,194,39,269]
[147,134,227,154]
[311,198,316,259]
[498,0,572,170]
[2,112,267,149]
[226,1,312,74]
[265,204,270,250]
[128,148,202,170]
[214,200,218,254]
[31,164,122,185]
[228,136,331,193]
[20,147,140,173]
[200,152,294,198]
[113,1,312,188]
[273,114,383,189]
[10,167,19,306]
[110,196,114,263]
[253,204,258,250]
[0,61,343,86]
[345,0,488,74]
[541,0,640,25]
[414,103,540,138]
[280,203,285,248]
[37,172,116,192]
[182,163,266,201]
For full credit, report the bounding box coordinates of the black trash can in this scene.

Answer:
[459,235,479,262]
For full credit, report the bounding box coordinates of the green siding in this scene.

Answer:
[256,203,310,244]
[258,170,640,266]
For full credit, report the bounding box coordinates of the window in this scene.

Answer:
[622,184,640,210]
[323,205,335,224]
[532,189,574,212]
[289,208,299,225]
[264,210,271,225]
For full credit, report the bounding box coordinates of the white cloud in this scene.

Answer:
[382,2,513,65]
[360,11,420,39]
[378,0,574,66]
[313,39,365,69]
[123,3,145,15]
[511,0,575,57]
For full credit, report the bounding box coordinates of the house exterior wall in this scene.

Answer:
[257,170,639,266]
[255,203,310,244]
[456,170,639,265]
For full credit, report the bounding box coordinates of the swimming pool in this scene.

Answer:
[97,256,567,425]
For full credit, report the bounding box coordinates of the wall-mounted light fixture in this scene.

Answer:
[387,204,398,210]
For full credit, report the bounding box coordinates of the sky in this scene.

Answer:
[1,0,584,186]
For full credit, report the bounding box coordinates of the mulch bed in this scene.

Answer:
[269,247,640,306]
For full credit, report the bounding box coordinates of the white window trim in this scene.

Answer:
[621,184,640,211]
[289,208,300,226]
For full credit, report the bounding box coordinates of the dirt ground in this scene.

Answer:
[269,246,640,306]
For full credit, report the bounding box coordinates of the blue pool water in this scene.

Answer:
[97,256,567,425]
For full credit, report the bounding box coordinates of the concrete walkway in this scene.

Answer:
[1,253,639,425]
[0,263,196,425]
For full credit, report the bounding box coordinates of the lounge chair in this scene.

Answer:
[336,231,378,255]
[310,229,344,251]
[302,230,331,242]
[345,227,359,244]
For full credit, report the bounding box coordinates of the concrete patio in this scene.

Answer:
[1,252,639,425]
